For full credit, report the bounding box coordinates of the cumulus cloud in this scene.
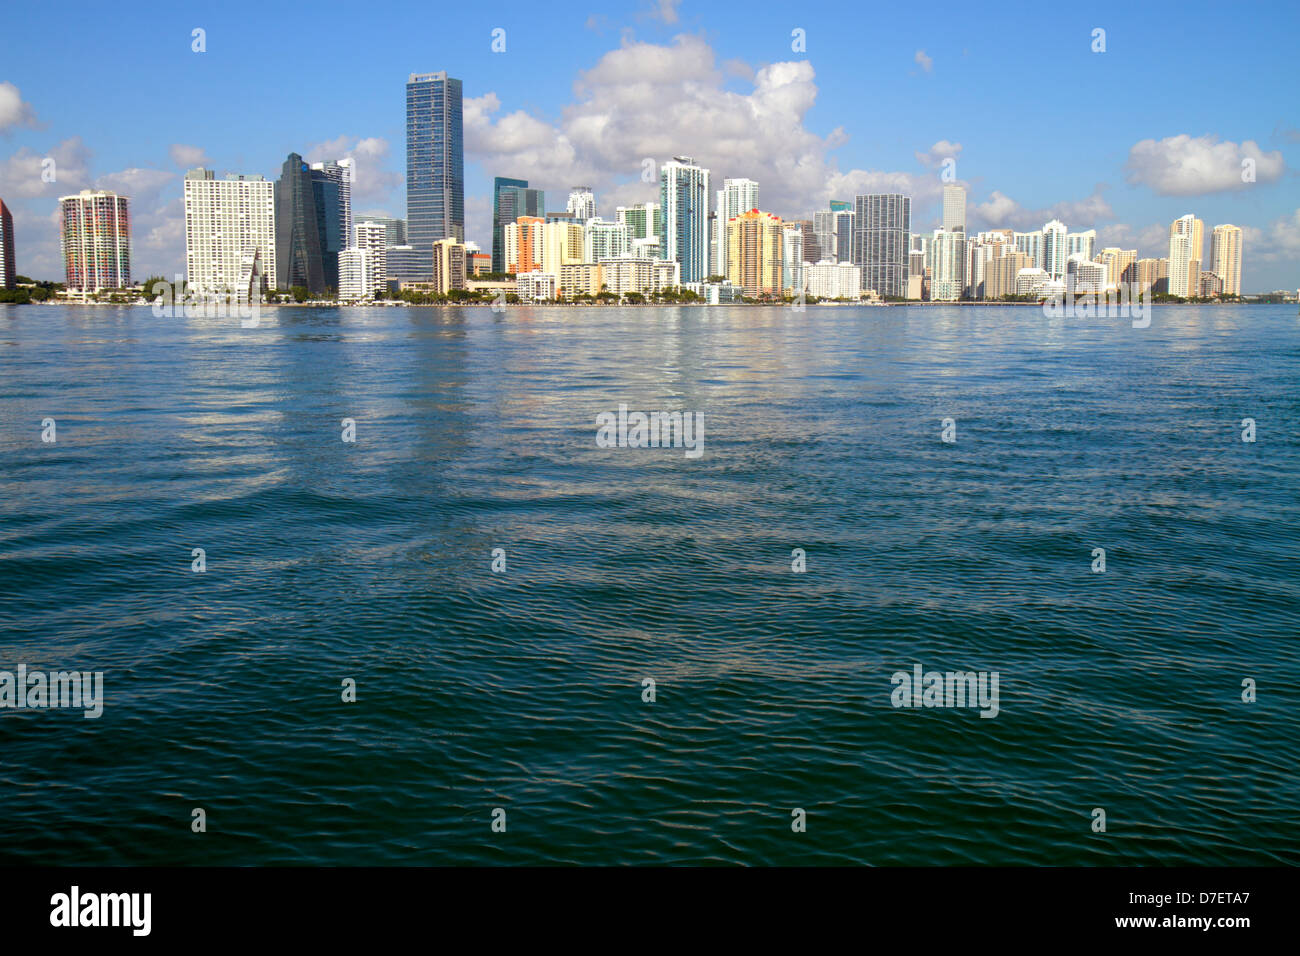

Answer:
[463,34,940,242]
[914,50,933,73]
[0,137,92,198]
[0,82,38,133]
[1125,134,1285,195]
[969,184,1114,233]
[1253,207,1300,261]
[168,143,208,168]
[914,140,962,169]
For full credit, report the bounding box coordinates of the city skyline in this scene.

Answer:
[0,0,1297,291]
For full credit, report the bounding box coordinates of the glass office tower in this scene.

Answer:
[406,71,465,273]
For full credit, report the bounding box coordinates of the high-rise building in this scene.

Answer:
[504,216,545,274]
[566,187,596,223]
[431,238,467,294]
[833,209,856,263]
[1168,214,1204,298]
[1095,248,1137,290]
[781,222,804,294]
[1041,220,1068,280]
[984,252,1032,300]
[715,178,759,279]
[492,178,544,273]
[1134,257,1169,296]
[1066,229,1096,263]
[540,221,584,273]
[1211,224,1243,296]
[813,209,837,263]
[617,203,662,246]
[407,71,465,261]
[310,159,353,292]
[726,209,783,298]
[854,194,911,298]
[355,216,406,246]
[1066,254,1106,294]
[660,157,711,283]
[383,245,423,285]
[942,184,966,234]
[787,219,816,265]
[59,190,131,293]
[275,153,326,295]
[583,218,630,263]
[0,198,14,290]
[184,169,276,295]
[930,229,965,301]
[354,220,388,299]
[1014,230,1043,271]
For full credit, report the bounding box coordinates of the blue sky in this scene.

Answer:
[2,0,1297,290]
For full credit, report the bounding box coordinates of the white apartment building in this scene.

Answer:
[338,248,373,301]
[354,220,388,298]
[583,218,630,263]
[804,260,862,300]
[1211,224,1242,296]
[1168,214,1204,297]
[183,168,277,295]
[516,270,557,302]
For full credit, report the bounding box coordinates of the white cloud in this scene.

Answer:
[0,82,38,133]
[969,185,1114,233]
[1125,134,1285,196]
[168,143,208,168]
[0,137,92,198]
[914,140,962,169]
[462,34,941,242]
[914,50,933,73]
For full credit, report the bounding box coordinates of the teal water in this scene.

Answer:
[0,303,1297,866]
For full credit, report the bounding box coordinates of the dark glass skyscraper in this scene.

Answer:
[406,71,464,270]
[854,194,911,299]
[0,198,15,290]
[275,153,326,294]
[311,170,343,292]
[492,177,545,273]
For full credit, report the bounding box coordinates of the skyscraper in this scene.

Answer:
[275,153,326,295]
[1041,220,1068,280]
[813,209,837,262]
[726,209,784,298]
[617,203,661,245]
[1168,214,1205,298]
[854,194,911,298]
[833,208,856,263]
[1066,229,1096,263]
[59,190,131,293]
[716,178,759,278]
[0,198,14,290]
[660,157,711,283]
[310,159,353,291]
[407,71,465,263]
[931,228,965,301]
[567,187,596,223]
[781,222,804,294]
[354,220,388,298]
[941,184,966,234]
[184,168,276,295]
[493,178,544,273]
[1211,224,1243,296]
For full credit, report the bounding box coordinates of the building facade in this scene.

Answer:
[726,209,783,298]
[1211,224,1242,296]
[0,198,14,289]
[60,190,131,293]
[493,178,544,273]
[184,169,276,295]
[853,194,911,298]
[407,71,465,261]
[660,157,711,283]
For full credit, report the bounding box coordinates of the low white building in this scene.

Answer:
[804,260,861,300]
[338,248,376,301]
[516,270,557,302]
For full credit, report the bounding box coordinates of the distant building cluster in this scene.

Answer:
[0,69,1252,304]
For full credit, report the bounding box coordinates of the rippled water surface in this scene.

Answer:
[1,303,1297,865]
